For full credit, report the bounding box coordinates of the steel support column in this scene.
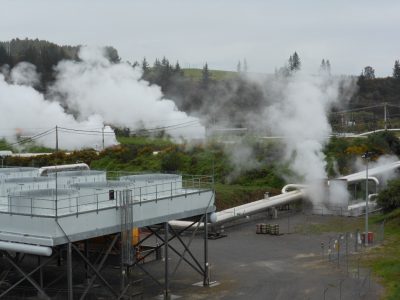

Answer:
[164,222,170,300]
[203,212,210,286]
[67,242,73,300]
[72,234,120,299]
[0,250,55,300]
[149,227,204,276]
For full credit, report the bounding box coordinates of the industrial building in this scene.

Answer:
[0,165,215,299]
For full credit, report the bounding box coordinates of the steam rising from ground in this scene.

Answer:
[265,74,348,183]
[0,47,204,150]
[261,73,354,205]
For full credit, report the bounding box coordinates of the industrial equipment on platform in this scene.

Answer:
[0,164,215,299]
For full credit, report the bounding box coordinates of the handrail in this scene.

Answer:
[0,177,213,218]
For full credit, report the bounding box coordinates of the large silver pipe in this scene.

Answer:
[339,161,400,183]
[38,163,90,176]
[169,190,305,229]
[0,241,52,256]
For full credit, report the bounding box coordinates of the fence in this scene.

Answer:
[261,205,384,299]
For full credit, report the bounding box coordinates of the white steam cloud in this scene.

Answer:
[0,47,204,150]
[51,47,204,140]
[264,73,354,204]
[0,71,116,149]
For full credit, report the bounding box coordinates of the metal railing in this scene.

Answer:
[0,175,214,218]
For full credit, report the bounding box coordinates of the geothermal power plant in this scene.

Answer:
[0,160,398,299]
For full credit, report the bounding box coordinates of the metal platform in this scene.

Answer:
[0,175,215,247]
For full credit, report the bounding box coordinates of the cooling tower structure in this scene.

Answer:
[0,167,39,180]
[48,170,107,188]
[70,180,134,208]
[0,177,56,213]
[120,173,183,200]
[8,188,79,216]
[1,177,56,196]
[0,166,215,299]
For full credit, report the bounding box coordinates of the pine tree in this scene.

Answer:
[174,61,183,76]
[320,59,326,72]
[393,60,400,79]
[0,45,10,66]
[292,52,301,71]
[201,63,211,88]
[326,60,331,74]
[237,60,241,73]
[153,58,161,70]
[362,66,375,79]
[141,57,149,76]
[320,59,331,75]
[288,52,301,72]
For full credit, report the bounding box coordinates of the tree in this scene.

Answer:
[173,61,183,76]
[153,58,161,70]
[319,59,331,75]
[288,51,301,72]
[393,60,400,79]
[320,59,326,73]
[326,60,331,74]
[141,57,150,78]
[201,62,211,88]
[377,179,400,212]
[362,66,375,79]
[237,60,241,73]
[104,46,120,63]
[0,45,11,66]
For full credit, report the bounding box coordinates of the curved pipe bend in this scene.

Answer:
[281,184,308,194]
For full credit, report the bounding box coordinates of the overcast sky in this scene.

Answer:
[1,0,399,77]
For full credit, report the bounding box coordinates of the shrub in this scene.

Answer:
[377,179,400,212]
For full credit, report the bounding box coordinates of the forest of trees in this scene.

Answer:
[1,38,400,132]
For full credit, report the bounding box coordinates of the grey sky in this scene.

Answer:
[1,0,399,76]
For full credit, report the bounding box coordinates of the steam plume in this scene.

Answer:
[0,47,204,150]
[263,73,354,203]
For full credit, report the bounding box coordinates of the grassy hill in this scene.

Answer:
[183,68,238,81]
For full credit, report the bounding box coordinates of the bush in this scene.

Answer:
[377,179,400,212]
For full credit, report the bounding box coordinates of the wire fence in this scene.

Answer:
[319,222,384,299]
[271,206,384,300]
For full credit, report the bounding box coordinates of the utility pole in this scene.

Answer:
[102,126,105,150]
[362,152,372,246]
[55,126,59,152]
[55,126,58,218]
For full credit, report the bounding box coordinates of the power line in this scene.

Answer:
[330,104,384,114]
[8,127,55,146]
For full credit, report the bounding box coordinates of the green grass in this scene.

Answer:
[183,68,237,81]
[362,209,400,300]
[215,183,279,210]
[295,216,365,234]
[0,139,13,151]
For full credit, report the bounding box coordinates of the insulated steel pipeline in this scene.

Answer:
[169,161,400,229]
[169,189,306,229]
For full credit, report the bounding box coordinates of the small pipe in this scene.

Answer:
[0,241,52,256]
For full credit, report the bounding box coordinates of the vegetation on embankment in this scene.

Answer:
[2,131,399,210]
[2,136,285,210]
[363,209,400,300]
